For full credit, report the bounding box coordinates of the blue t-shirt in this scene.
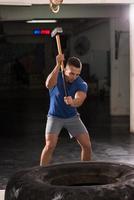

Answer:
[48,72,88,118]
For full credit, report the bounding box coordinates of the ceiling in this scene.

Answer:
[0,0,132,5]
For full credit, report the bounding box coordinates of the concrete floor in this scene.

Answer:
[0,88,134,190]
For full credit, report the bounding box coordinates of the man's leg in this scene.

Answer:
[40,134,58,166]
[75,133,92,161]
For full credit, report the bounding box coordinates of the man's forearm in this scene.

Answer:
[45,64,60,89]
[64,95,86,107]
[72,97,84,107]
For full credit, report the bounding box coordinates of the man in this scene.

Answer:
[40,54,92,166]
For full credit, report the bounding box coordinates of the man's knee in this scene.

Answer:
[82,142,91,151]
[77,134,91,149]
[80,137,92,151]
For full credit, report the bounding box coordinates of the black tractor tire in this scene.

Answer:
[5,161,134,200]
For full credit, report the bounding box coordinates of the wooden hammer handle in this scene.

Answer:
[55,34,67,96]
[56,34,64,71]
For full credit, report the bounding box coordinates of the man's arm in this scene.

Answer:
[45,54,64,89]
[64,91,87,107]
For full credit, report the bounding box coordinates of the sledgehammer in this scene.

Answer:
[51,27,67,96]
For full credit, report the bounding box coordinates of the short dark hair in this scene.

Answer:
[66,57,82,69]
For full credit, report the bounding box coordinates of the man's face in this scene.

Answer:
[64,65,81,83]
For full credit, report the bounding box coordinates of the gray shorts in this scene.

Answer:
[45,115,88,138]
